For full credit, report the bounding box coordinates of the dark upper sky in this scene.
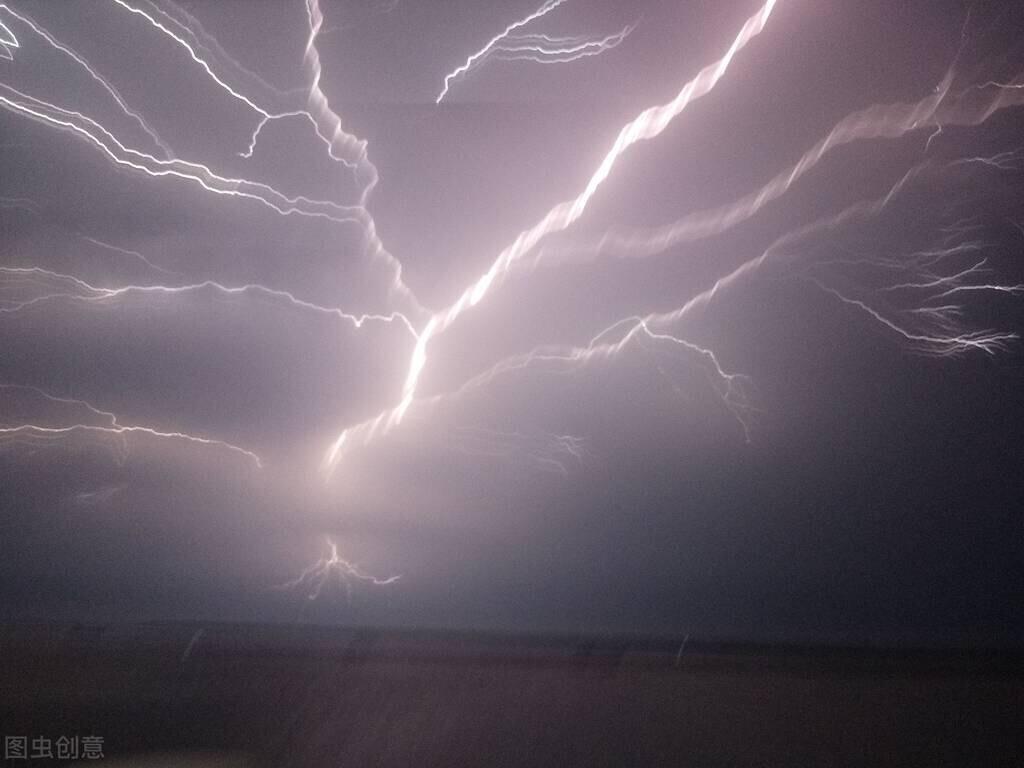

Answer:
[0,0,1022,644]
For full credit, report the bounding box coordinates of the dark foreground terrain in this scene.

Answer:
[1,623,1021,766]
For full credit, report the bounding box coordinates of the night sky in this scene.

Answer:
[1,0,1022,644]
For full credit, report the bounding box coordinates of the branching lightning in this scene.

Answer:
[278,537,400,601]
[488,28,634,66]
[0,14,18,61]
[0,82,368,222]
[0,3,173,157]
[436,0,634,102]
[2,0,1023,604]
[528,75,1024,270]
[109,0,420,311]
[324,0,779,470]
[1,0,421,313]
[0,383,262,467]
[0,265,419,337]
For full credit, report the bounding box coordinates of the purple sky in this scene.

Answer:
[1,0,1022,644]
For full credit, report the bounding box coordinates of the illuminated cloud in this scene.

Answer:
[0,1,1022,637]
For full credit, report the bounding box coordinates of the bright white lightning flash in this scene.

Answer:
[392,317,755,448]
[301,0,420,311]
[362,153,1022,437]
[529,75,1024,270]
[110,0,356,168]
[490,28,634,66]
[277,537,400,601]
[0,1,421,313]
[324,0,780,471]
[110,0,420,311]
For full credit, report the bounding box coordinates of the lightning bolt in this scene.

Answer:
[0,383,262,467]
[3,0,1023,605]
[373,315,756,451]
[277,537,400,601]
[437,0,570,103]
[530,73,1024,270]
[437,5,635,103]
[0,1,421,315]
[325,0,780,471]
[0,265,419,338]
[0,3,173,157]
[351,152,1021,444]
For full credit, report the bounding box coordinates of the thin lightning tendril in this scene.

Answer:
[437,0,570,103]
[438,14,635,102]
[0,266,419,337]
[0,4,173,157]
[532,76,1024,270]
[277,537,400,601]
[0,383,262,467]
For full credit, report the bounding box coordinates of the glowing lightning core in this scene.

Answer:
[325,0,779,471]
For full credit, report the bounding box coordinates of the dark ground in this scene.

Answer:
[1,623,1021,767]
